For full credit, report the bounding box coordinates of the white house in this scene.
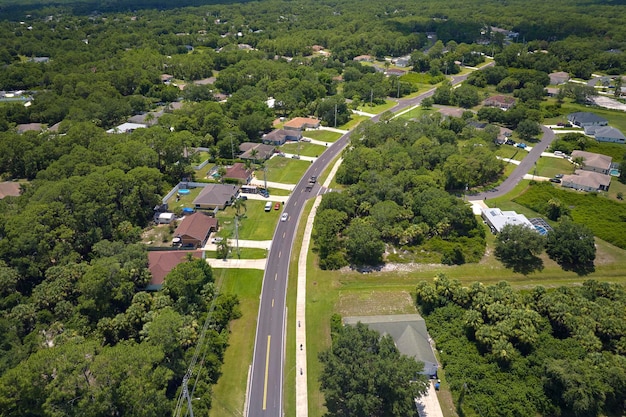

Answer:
[593,126,626,144]
[481,208,534,234]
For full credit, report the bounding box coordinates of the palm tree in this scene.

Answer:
[250,148,259,163]
[232,197,247,218]
[217,166,227,183]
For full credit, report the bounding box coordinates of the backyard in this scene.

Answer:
[254,157,312,184]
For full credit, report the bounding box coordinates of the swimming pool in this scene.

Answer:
[610,168,620,177]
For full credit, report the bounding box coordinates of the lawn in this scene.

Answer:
[215,200,281,240]
[340,115,368,130]
[534,155,575,178]
[357,99,396,114]
[166,187,203,213]
[204,248,268,259]
[280,142,327,157]
[302,129,342,143]
[396,106,435,120]
[543,98,626,134]
[210,268,264,417]
[495,145,525,161]
[254,157,312,184]
[608,178,626,201]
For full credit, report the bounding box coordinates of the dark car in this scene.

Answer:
[549,178,562,183]
[554,174,564,179]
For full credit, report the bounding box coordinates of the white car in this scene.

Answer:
[280,213,288,222]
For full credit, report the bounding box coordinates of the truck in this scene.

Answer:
[305,176,316,191]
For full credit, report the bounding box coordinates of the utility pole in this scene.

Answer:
[397,77,401,98]
[263,165,268,191]
[370,89,373,106]
[235,215,240,258]
[334,103,337,128]
[229,133,235,161]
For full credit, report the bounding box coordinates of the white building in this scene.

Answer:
[481,208,534,233]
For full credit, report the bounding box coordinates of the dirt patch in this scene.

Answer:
[591,96,626,111]
[336,290,417,316]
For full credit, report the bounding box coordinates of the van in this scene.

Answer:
[265,202,272,212]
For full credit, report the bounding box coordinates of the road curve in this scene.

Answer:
[470,125,556,201]
[246,63,494,417]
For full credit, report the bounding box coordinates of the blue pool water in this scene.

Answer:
[610,168,620,177]
[178,188,190,195]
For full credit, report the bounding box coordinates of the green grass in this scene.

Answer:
[357,99,396,114]
[166,187,203,213]
[215,200,281,240]
[302,130,342,143]
[585,141,626,160]
[255,157,312,184]
[396,106,435,120]
[608,178,626,201]
[340,115,368,130]
[495,146,525,162]
[211,268,264,417]
[534,156,575,178]
[280,142,327,157]
[543,99,626,134]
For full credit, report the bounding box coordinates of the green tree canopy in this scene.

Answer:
[546,218,596,274]
[494,224,546,274]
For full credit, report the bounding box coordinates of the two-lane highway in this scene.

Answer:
[246,63,494,417]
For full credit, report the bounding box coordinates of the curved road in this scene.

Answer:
[246,62,494,417]
[470,125,556,201]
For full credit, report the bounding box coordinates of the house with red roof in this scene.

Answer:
[147,250,203,290]
[173,212,218,247]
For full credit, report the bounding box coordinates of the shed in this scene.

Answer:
[154,212,176,224]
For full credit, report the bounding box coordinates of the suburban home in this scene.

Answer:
[495,127,513,144]
[353,55,373,62]
[545,87,560,97]
[16,123,44,134]
[193,183,240,210]
[0,181,21,199]
[481,207,534,234]
[394,56,411,67]
[147,250,203,290]
[128,111,163,126]
[106,122,147,134]
[224,162,253,184]
[386,68,407,76]
[173,212,218,247]
[262,129,302,146]
[561,170,611,192]
[571,150,612,174]
[239,142,276,161]
[160,74,174,84]
[567,112,608,127]
[483,95,516,110]
[344,315,439,378]
[549,71,570,85]
[283,117,321,131]
[592,126,626,144]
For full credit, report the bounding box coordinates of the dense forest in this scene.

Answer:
[416,277,626,417]
[1,0,626,415]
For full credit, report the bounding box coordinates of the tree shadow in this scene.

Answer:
[559,261,595,276]
[503,255,544,275]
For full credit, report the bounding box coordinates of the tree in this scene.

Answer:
[546,219,596,274]
[516,119,541,141]
[319,322,428,417]
[421,97,434,109]
[494,224,546,274]
[344,218,385,265]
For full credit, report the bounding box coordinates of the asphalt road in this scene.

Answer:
[246,62,494,417]
[470,125,556,201]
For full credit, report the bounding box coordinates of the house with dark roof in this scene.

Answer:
[262,129,302,146]
[592,126,626,144]
[483,95,516,110]
[561,170,611,192]
[567,112,608,127]
[571,150,612,174]
[16,123,44,134]
[224,162,253,183]
[239,143,276,161]
[193,183,239,210]
[173,212,218,247]
[147,250,203,290]
[0,182,22,199]
[343,315,439,378]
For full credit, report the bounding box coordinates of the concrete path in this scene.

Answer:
[317,126,349,134]
[250,178,296,191]
[301,137,332,147]
[497,157,521,165]
[281,153,317,162]
[415,382,444,417]
[206,258,267,270]
[242,193,290,203]
[295,157,343,417]
[352,109,376,117]
[203,239,272,251]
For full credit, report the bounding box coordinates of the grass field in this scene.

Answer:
[534,155,575,178]
[495,145,525,161]
[357,99,396,114]
[210,268,264,417]
[280,142,327,157]
[215,200,281,240]
[543,99,626,133]
[341,115,368,130]
[255,157,312,184]
[302,130,342,143]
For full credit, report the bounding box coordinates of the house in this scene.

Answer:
[193,183,240,210]
[495,127,513,144]
[106,122,147,134]
[592,126,626,144]
[0,181,21,199]
[353,55,373,62]
[545,87,560,97]
[394,56,410,67]
[481,208,534,234]
[549,71,570,85]
[29,57,50,64]
[262,129,302,145]
[147,250,202,290]
[283,117,321,131]
[561,170,611,192]
[344,315,439,378]
[571,150,612,174]
[483,95,516,110]
[239,142,276,161]
[129,111,163,126]
[16,123,44,133]
[160,74,174,84]
[173,212,218,247]
[386,68,407,77]
[224,162,253,184]
[567,112,608,127]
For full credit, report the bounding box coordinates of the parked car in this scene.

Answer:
[549,178,562,183]
[516,142,527,149]
[505,139,515,146]
[554,173,564,179]
[274,202,280,210]
[291,155,301,159]
[280,213,288,222]
[300,137,311,142]
[211,237,223,244]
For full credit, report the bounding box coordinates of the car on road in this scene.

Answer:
[274,202,280,210]
[310,176,317,182]
[280,213,288,222]
[549,178,562,183]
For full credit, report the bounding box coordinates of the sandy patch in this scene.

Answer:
[336,291,417,316]
[591,96,626,111]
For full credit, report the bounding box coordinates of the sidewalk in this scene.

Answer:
[317,126,348,134]
[295,157,343,417]
[242,193,290,203]
[203,239,272,251]
[281,153,317,162]
[206,257,267,270]
[250,178,296,191]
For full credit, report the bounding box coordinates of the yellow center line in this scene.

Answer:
[263,335,271,410]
